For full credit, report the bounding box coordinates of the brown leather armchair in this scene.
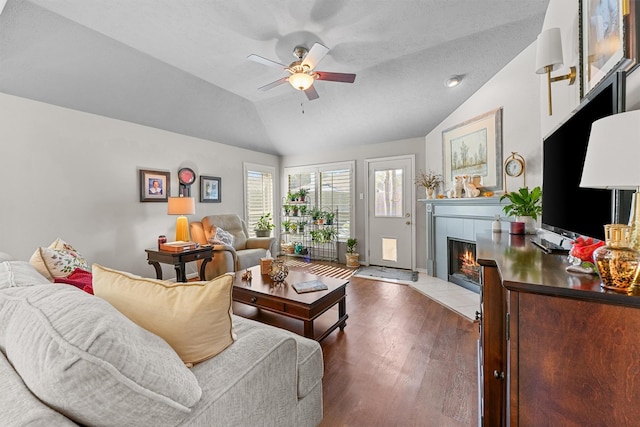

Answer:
[190,214,275,280]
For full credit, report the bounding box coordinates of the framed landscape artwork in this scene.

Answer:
[200,176,221,203]
[442,107,503,192]
[580,0,639,97]
[139,169,170,202]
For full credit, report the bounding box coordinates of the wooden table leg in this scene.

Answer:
[199,257,212,280]
[148,260,162,280]
[303,320,315,339]
[339,297,347,330]
[175,263,187,282]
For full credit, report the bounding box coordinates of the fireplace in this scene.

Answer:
[447,237,481,293]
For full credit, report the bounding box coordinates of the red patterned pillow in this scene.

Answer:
[54,268,93,294]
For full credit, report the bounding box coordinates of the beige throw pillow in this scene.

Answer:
[92,264,236,364]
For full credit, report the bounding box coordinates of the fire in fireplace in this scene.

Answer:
[447,238,480,293]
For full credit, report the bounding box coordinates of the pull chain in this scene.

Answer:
[301,102,305,114]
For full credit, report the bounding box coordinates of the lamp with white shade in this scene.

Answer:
[580,109,640,250]
[167,196,196,242]
[535,27,577,115]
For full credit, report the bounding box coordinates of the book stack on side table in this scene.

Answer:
[159,241,198,252]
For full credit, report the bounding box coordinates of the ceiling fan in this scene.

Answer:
[248,43,356,100]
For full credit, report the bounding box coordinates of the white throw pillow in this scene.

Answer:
[208,227,235,247]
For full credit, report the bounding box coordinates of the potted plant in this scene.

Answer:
[324,210,335,225]
[298,221,307,233]
[299,205,307,216]
[345,238,359,268]
[291,205,299,217]
[415,169,443,199]
[499,186,542,234]
[283,204,291,216]
[281,219,292,233]
[298,188,308,202]
[309,207,322,224]
[255,213,274,237]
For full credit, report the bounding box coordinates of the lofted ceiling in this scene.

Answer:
[0,0,549,156]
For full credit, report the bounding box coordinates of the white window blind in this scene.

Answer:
[244,163,274,237]
[284,161,354,240]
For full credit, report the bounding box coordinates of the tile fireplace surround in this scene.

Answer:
[421,197,507,292]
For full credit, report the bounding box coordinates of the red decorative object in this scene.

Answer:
[570,236,605,262]
[54,268,93,294]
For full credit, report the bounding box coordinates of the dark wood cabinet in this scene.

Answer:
[477,233,640,426]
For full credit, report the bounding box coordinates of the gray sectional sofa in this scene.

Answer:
[0,253,323,427]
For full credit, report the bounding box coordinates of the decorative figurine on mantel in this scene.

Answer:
[462,175,480,197]
[446,175,464,198]
[414,170,443,199]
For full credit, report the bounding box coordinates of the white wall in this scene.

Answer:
[0,93,279,279]
[282,137,427,269]
[426,43,542,190]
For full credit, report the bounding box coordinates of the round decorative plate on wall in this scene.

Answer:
[178,167,196,186]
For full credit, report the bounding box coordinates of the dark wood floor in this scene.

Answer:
[318,275,478,427]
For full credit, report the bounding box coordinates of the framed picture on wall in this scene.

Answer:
[442,107,503,192]
[580,0,639,97]
[139,169,170,202]
[200,176,221,203]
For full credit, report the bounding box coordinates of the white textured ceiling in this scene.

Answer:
[0,0,548,155]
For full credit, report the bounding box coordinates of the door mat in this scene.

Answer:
[353,266,418,283]
[283,259,355,280]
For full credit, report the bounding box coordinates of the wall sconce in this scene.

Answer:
[535,27,576,116]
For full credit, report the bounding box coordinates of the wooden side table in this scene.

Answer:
[145,246,213,282]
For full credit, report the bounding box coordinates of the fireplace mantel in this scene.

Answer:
[419,197,507,289]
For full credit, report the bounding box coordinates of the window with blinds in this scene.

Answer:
[244,163,274,237]
[284,161,354,240]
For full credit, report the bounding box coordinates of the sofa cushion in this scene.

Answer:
[0,260,51,289]
[93,264,236,364]
[0,350,79,426]
[29,238,90,281]
[0,285,202,427]
[0,252,14,262]
[236,248,270,271]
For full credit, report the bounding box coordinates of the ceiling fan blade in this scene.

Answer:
[304,85,319,101]
[258,77,288,91]
[315,72,356,83]
[302,43,329,70]
[248,54,288,70]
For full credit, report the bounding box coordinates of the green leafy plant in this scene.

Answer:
[346,238,358,254]
[281,219,292,232]
[298,188,308,200]
[309,207,322,220]
[255,213,274,231]
[499,186,543,220]
[323,210,335,225]
[299,205,307,215]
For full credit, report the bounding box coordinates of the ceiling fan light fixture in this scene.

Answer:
[289,72,314,91]
[445,75,462,88]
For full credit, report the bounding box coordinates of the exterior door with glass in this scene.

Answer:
[367,156,415,270]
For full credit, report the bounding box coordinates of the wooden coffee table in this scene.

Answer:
[232,265,348,341]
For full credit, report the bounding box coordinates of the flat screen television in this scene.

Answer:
[541,71,632,242]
